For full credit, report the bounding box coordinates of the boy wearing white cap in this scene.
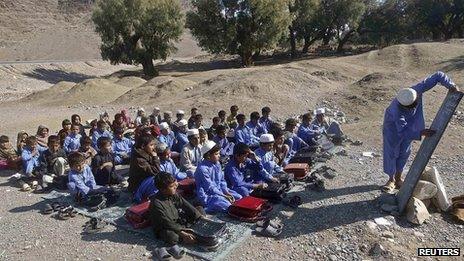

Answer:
[180,129,202,177]
[156,143,187,181]
[194,140,242,213]
[253,134,281,183]
[311,107,344,142]
[149,107,162,126]
[135,108,146,127]
[382,71,458,192]
[158,122,176,150]
[172,119,189,153]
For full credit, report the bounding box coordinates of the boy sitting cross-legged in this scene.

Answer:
[91,137,123,186]
[0,135,21,171]
[112,127,134,165]
[156,143,187,181]
[79,137,97,166]
[40,135,68,190]
[63,123,82,154]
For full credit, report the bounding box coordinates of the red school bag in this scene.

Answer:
[284,163,310,180]
[177,178,196,199]
[228,196,273,223]
[125,201,151,229]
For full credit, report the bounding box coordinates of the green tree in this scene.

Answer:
[187,0,291,66]
[288,0,320,55]
[92,0,184,77]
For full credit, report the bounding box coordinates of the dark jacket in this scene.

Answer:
[41,148,67,173]
[127,148,160,193]
[149,192,201,235]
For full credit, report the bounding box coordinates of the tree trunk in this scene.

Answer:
[337,30,354,53]
[289,26,297,58]
[302,36,318,54]
[241,50,253,67]
[252,50,261,60]
[141,57,158,77]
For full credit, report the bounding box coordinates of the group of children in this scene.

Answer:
[0,105,343,247]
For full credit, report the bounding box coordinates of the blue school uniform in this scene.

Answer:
[297,123,317,146]
[254,147,281,182]
[112,137,134,164]
[259,117,273,133]
[158,132,175,149]
[172,132,188,153]
[67,165,100,196]
[224,158,266,196]
[92,129,113,149]
[235,125,259,148]
[21,147,41,175]
[194,160,242,213]
[159,159,187,181]
[63,133,82,154]
[383,71,455,177]
[246,121,267,138]
[212,136,234,158]
[285,133,308,158]
[133,176,158,204]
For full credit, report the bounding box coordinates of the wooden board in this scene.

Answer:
[397,90,463,213]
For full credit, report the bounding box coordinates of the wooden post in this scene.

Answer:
[397,90,463,213]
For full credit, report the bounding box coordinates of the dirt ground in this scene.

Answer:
[0,1,464,260]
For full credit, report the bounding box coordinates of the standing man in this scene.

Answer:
[382,71,459,192]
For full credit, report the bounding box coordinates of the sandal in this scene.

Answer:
[395,179,404,189]
[167,245,185,259]
[51,202,63,212]
[256,219,283,230]
[83,218,107,234]
[154,247,172,261]
[283,195,302,209]
[381,181,396,193]
[255,222,282,238]
[57,208,71,220]
[42,203,53,215]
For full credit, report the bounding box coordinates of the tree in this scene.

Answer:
[92,0,184,77]
[288,0,320,55]
[187,0,291,66]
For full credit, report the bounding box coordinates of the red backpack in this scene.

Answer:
[228,196,273,223]
[284,163,310,180]
[125,201,151,229]
[177,178,196,199]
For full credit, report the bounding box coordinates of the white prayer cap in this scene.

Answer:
[153,107,160,112]
[156,143,168,153]
[397,88,417,106]
[138,107,145,112]
[201,140,217,155]
[187,129,199,136]
[226,129,235,138]
[177,119,188,127]
[159,122,170,131]
[260,134,274,143]
[315,108,326,115]
[176,110,185,115]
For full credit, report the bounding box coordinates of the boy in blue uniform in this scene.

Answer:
[92,120,113,149]
[382,71,458,191]
[259,106,273,133]
[254,134,281,183]
[235,114,259,149]
[224,143,268,197]
[67,152,105,200]
[63,124,82,154]
[112,128,133,165]
[212,125,234,159]
[172,119,189,153]
[297,113,317,146]
[246,112,267,138]
[21,136,42,178]
[158,122,175,150]
[157,143,187,181]
[284,118,308,158]
[194,141,242,213]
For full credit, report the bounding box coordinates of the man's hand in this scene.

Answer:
[421,129,436,137]
[257,183,268,189]
[224,193,235,203]
[248,151,258,162]
[271,177,280,183]
[450,84,460,93]
[180,231,196,244]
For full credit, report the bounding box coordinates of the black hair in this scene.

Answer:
[47,135,60,145]
[218,110,226,116]
[154,171,176,190]
[97,136,112,148]
[230,105,238,112]
[191,107,198,113]
[25,136,37,146]
[71,114,81,123]
[136,134,155,149]
[212,116,221,123]
[0,135,9,143]
[285,118,297,127]
[302,113,312,122]
[262,106,271,114]
[195,114,203,120]
[233,142,250,156]
[236,114,245,121]
[270,128,284,138]
[250,111,260,120]
[114,127,124,135]
[199,128,207,135]
[216,125,227,133]
[62,119,71,126]
[68,152,86,168]
[80,136,92,146]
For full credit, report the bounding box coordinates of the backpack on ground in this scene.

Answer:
[228,196,273,223]
[125,201,151,229]
[284,163,310,181]
[250,183,286,202]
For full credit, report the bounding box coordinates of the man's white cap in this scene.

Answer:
[260,134,274,143]
[177,119,188,127]
[153,107,160,112]
[176,110,185,115]
[201,140,217,155]
[159,122,170,131]
[155,143,168,153]
[315,108,326,115]
[226,129,235,138]
[187,129,199,136]
[397,88,417,106]
[138,107,145,112]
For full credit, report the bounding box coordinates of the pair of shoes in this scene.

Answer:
[83,218,107,234]
[381,181,396,193]
[255,219,282,238]
[56,206,77,220]
[154,245,186,260]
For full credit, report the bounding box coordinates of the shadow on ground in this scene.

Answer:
[439,55,464,72]
[22,68,92,84]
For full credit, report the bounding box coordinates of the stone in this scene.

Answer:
[365,221,378,231]
[329,255,337,261]
[406,197,430,225]
[374,217,392,226]
[352,140,363,146]
[413,231,424,238]
[323,169,337,179]
[381,231,395,239]
[381,204,399,213]
[412,180,438,200]
[421,167,451,211]
[369,243,385,256]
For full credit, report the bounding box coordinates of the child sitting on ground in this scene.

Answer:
[92,120,113,149]
[207,117,222,139]
[253,134,281,183]
[271,128,290,166]
[63,124,82,154]
[91,137,122,186]
[58,119,72,146]
[112,113,128,133]
[16,131,28,155]
[180,129,202,177]
[36,125,50,151]
[194,141,242,213]
[226,105,239,129]
[235,114,259,149]
[246,112,267,138]
[0,135,21,170]
[172,120,188,154]
[212,125,234,160]
[112,128,133,165]
[156,143,187,181]
[40,136,68,190]
[224,143,268,197]
[128,135,161,194]
[71,114,87,137]
[150,171,204,247]
[21,136,42,178]
[198,128,208,146]
[67,152,106,202]
[79,137,97,166]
